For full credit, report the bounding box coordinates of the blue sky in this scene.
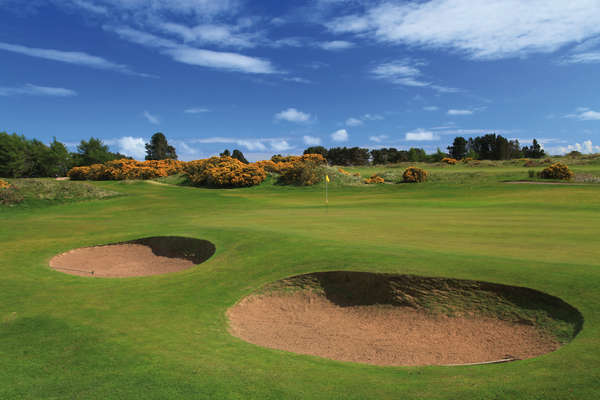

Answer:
[1,0,600,161]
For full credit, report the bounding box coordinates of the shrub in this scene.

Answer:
[184,156,266,188]
[364,174,384,184]
[539,162,574,180]
[338,167,351,176]
[0,178,11,189]
[441,157,457,165]
[403,167,428,183]
[253,160,281,174]
[528,170,535,178]
[277,154,327,186]
[67,159,184,181]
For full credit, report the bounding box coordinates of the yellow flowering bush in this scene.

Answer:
[338,167,351,175]
[403,167,428,183]
[0,178,11,189]
[184,156,266,188]
[539,162,574,180]
[67,159,185,180]
[364,174,384,184]
[277,154,327,185]
[441,157,458,165]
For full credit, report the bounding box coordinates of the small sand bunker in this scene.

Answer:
[50,236,215,277]
[228,272,582,366]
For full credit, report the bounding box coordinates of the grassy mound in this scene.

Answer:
[0,178,119,207]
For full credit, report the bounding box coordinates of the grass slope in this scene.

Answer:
[1,167,599,399]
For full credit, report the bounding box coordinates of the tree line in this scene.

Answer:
[304,134,545,166]
[0,132,180,178]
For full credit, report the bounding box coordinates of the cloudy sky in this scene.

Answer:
[1,0,600,160]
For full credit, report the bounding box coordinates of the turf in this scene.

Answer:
[1,165,600,399]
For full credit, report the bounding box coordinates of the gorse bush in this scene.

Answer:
[403,167,428,183]
[364,174,385,184]
[441,157,457,165]
[539,162,574,180]
[68,159,184,180]
[277,154,327,186]
[0,178,10,189]
[184,156,266,188]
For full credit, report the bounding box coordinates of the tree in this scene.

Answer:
[408,147,427,162]
[231,149,248,164]
[145,132,177,160]
[219,149,231,157]
[75,137,117,166]
[523,138,545,159]
[0,132,28,177]
[303,146,328,157]
[447,137,467,159]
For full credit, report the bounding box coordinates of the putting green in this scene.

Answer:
[1,173,599,399]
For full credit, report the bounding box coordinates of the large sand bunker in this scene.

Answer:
[49,236,216,277]
[228,271,582,366]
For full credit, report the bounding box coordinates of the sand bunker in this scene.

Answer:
[49,236,215,277]
[228,271,582,366]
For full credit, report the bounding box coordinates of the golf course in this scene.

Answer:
[1,161,599,399]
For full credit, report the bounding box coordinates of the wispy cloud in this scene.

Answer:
[115,136,146,159]
[371,59,458,93]
[106,26,278,74]
[143,110,160,125]
[327,1,600,60]
[184,107,210,114]
[331,129,349,142]
[405,129,439,141]
[346,117,363,127]
[369,135,389,143]
[565,107,600,120]
[191,137,291,152]
[318,40,354,50]
[274,108,311,123]
[0,83,77,97]
[303,135,322,145]
[423,106,439,111]
[0,41,150,77]
[447,109,474,116]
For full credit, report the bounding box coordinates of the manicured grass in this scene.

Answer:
[1,167,599,399]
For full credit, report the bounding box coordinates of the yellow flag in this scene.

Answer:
[325,174,330,183]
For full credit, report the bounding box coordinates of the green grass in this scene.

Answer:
[1,165,600,399]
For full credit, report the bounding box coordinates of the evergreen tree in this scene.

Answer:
[219,149,231,157]
[231,149,248,164]
[145,132,177,160]
[447,137,467,159]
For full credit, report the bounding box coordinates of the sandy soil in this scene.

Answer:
[228,291,560,366]
[49,244,195,277]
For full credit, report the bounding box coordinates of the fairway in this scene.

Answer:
[1,172,599,399]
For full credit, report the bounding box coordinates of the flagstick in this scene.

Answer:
[325,174,329,214]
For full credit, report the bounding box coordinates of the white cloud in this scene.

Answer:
[64,0,239,18]
[423,106,439,111]
[371,59,457,92]
[106,26,277,74]
[303,135,322,145]
[447,109,473,116]
[363,113,384,121]
[369,135,388,143]
[116,136,146,159]
[318,40,354,50]
[274,108,311,123]
[0,41,149,77]
[331,129,349,142]
[143,110,160,125]
[345,117,363,127]
[565,107,600,121]
[0,83,77,97]
[548,140,600,155]
[270,139,293,152]
[158,22,258,48]
[184,107,210,114]
[283,77,312,84]
[166,46,276,74]
[70,0,108,14]
[192,137,292,152]
[327,1,600,60]
[561,52,600,64]
[405,129,439,141]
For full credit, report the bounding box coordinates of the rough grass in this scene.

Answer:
[0,178,120,207]
[1,165,600,399]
